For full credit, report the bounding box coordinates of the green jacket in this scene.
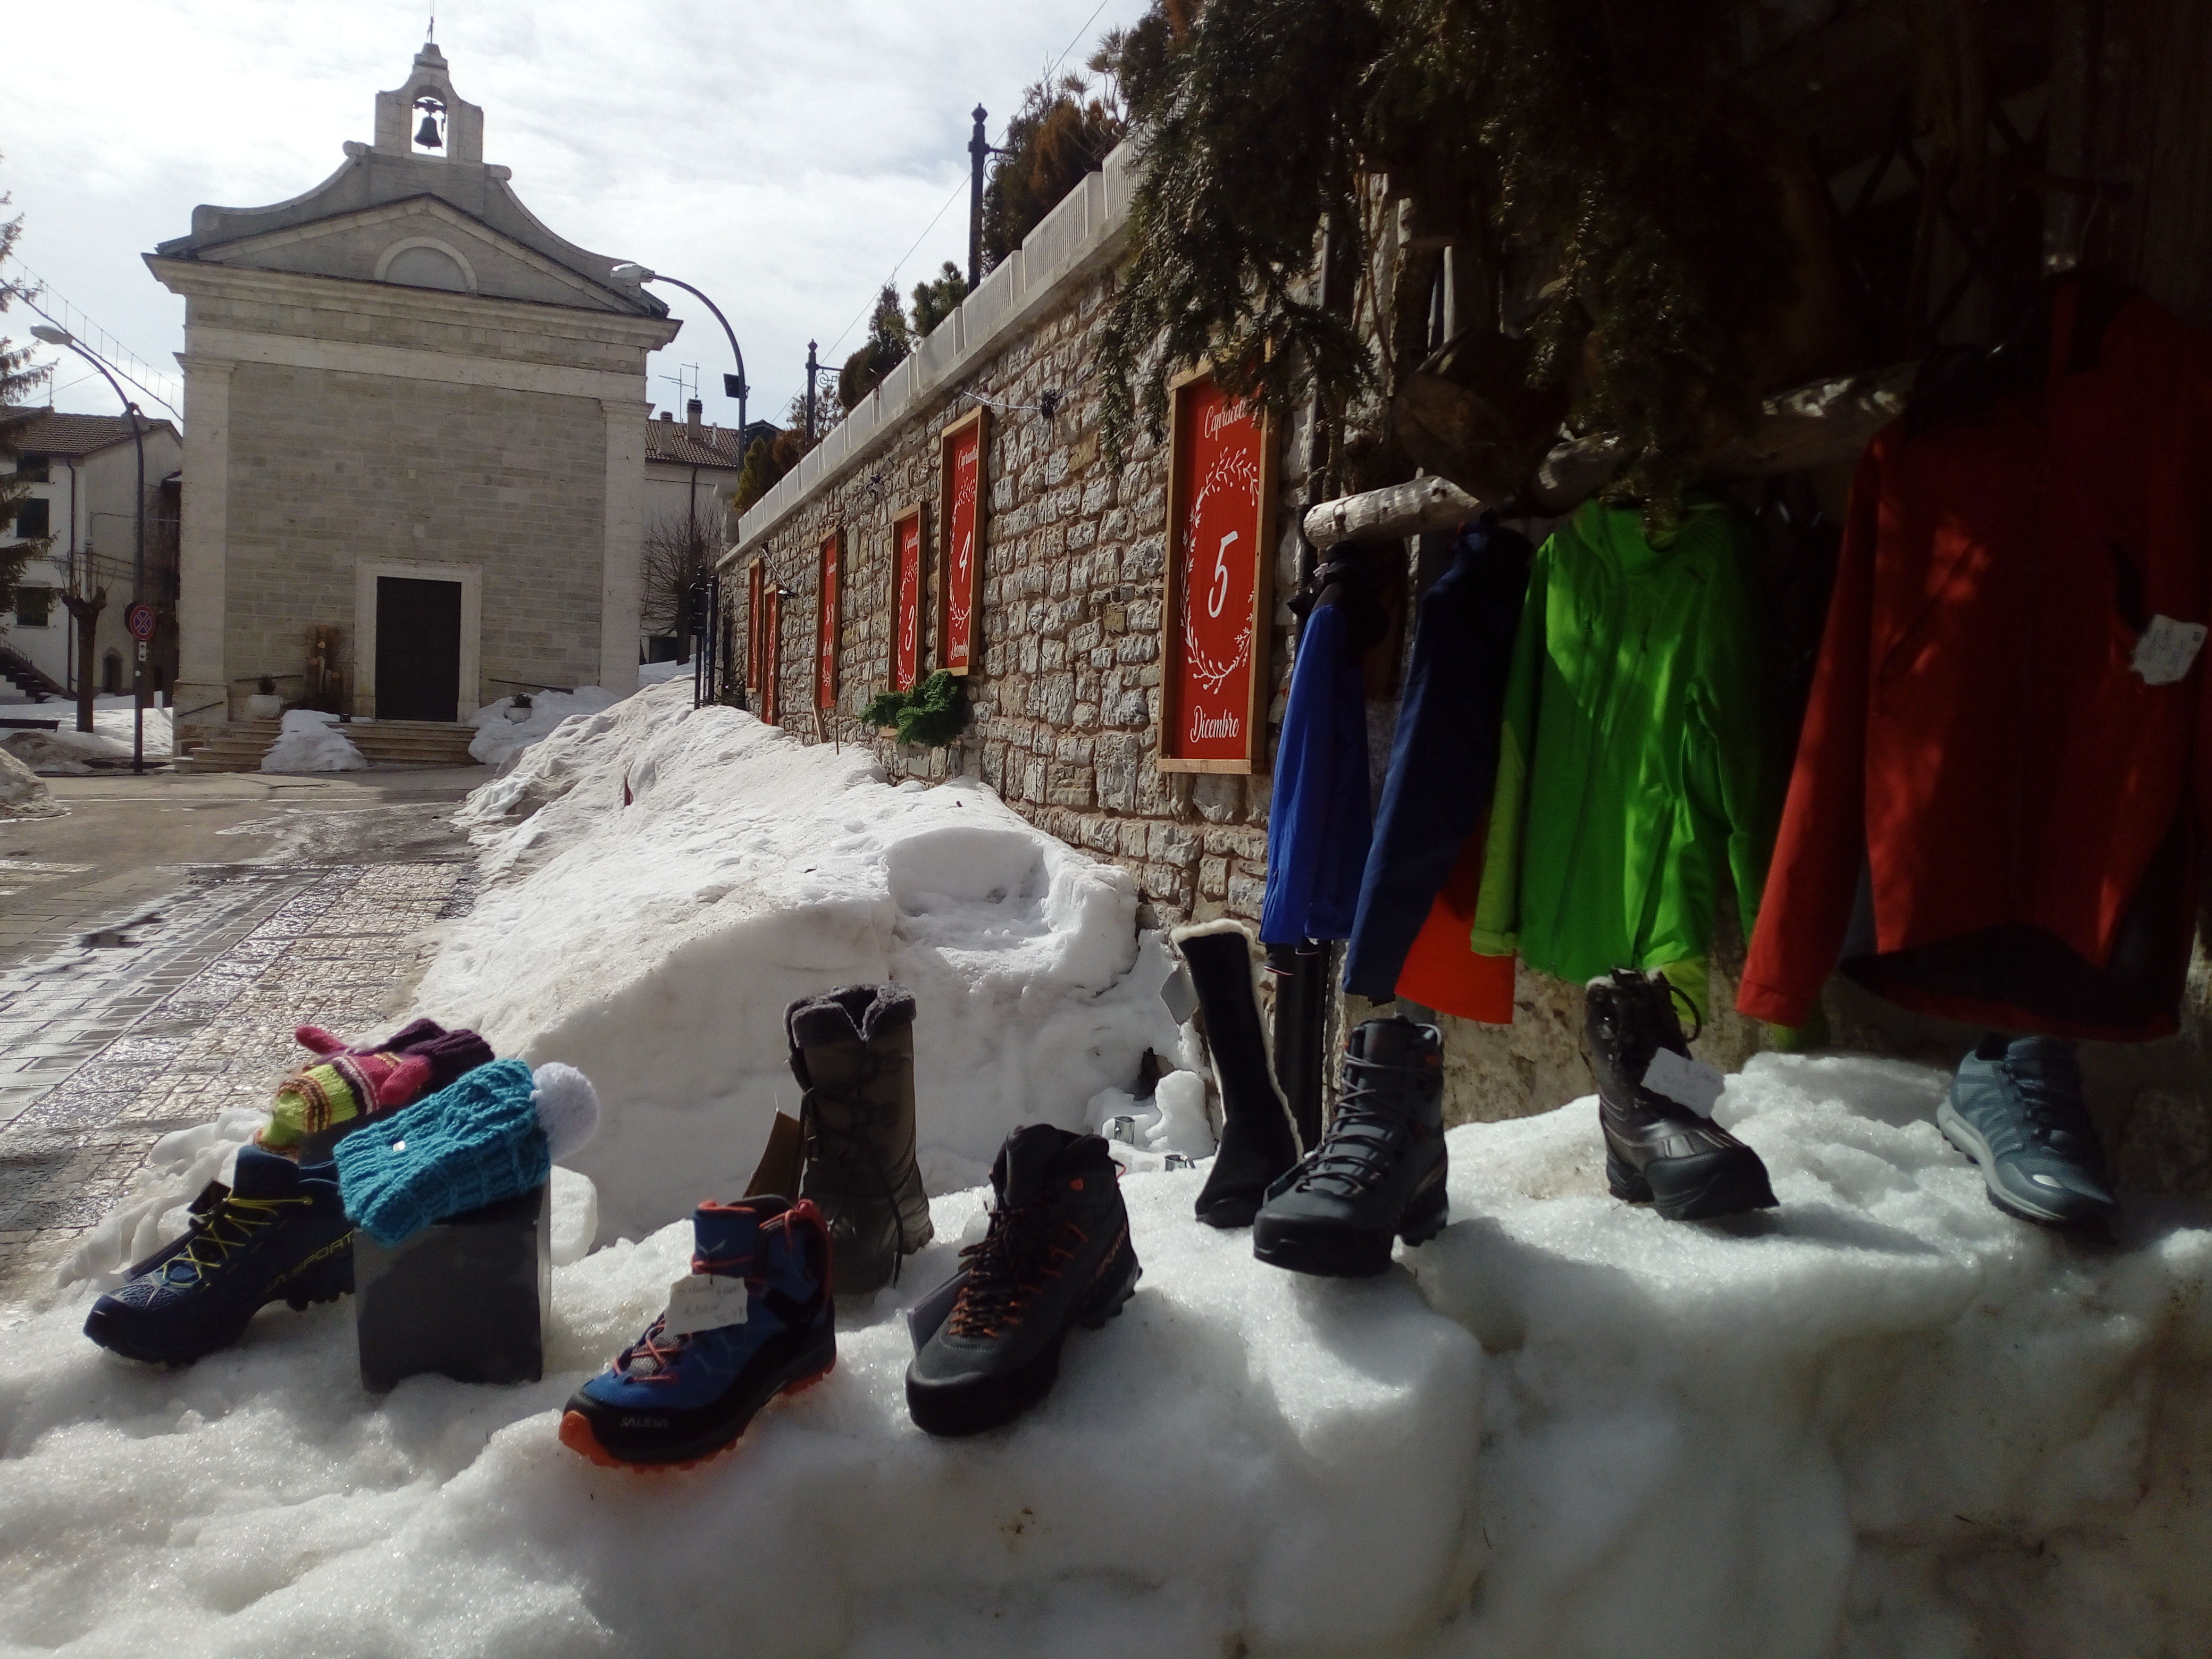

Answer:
[1470,498,1772,1017]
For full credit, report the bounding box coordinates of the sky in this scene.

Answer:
[3,0,1154,431]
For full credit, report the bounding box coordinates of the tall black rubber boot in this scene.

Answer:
[1174,921,1302,1228]
[1266,941,1328,1152]
[788,984,935,1293]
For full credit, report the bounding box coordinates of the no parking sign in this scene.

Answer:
[126,604,156,641]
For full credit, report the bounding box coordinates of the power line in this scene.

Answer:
[820,0,1121,362]
[2,255,185,422]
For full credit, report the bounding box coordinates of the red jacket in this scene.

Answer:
[1740,285,2212,1039]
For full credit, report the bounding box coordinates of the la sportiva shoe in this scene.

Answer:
[82,1147,355,1365]
[1252,1016,1448,1277]
[906,1125,1139,1437]
[1938,1034,2116,1228]
[1585,969,1777,1220]
[559,1197,835,1470]
[787,985,934,1294]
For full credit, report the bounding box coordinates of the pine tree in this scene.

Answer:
[0,167,55,631]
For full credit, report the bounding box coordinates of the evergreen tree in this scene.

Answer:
[0,167,54,631]
[908,263,969,338]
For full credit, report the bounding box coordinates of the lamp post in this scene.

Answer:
[609,265,749,440]
[30,324,146,775]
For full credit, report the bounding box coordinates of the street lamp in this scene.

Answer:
[30,323,147,775]
[609,265,749,440]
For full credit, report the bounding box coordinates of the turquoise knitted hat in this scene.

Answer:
[335,1058,600,1245]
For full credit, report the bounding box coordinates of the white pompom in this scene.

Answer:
[531,1062,601,1160]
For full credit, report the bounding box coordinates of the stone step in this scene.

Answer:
[178,717,485,773]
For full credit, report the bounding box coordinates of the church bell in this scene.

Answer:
[415,111,443,148]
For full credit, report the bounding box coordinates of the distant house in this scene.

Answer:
[145,39,680,741]
[2,407,183,700]
[639,402,776,661]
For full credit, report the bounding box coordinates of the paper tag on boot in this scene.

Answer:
[2133,615,2207,686]
[1641,1049,1725,1119]
[662,1272,751,1336]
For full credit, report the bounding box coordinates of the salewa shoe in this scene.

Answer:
[906,1125,1139,1437]
[788,985,934,1294]
[1252,1017,1448,1277]
[83,1147,355,1365]
[559,1197,835,1470]
[1586,969,1776,1220]
[1938,1035,2116,1228]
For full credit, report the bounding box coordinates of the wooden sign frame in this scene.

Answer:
[761,584,783,726]
[1157,365,1277,773]
[891,501,929,692]
[745,558,766,693]
[815,529,842,712]
[936,405,990,676]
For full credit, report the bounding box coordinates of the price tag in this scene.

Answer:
[1643,1048,1726,1118]
[661,1272,750,1336]
[2133,615,2207,686]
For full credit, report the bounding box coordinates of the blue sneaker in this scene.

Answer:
[560,1197,835,1470]
[83,1147,355,1364]
[1938,1035,2117,1228]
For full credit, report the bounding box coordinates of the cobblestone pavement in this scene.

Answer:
[0,774,484,1308]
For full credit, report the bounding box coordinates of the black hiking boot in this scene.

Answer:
[1585,970,1776,1220]
[1252,1016,1448,1277]
[906,1125,1140,1437]
[788,985,935,1295]
[1172,921,1302,1228]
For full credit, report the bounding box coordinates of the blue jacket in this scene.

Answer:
[1261,595,1372,944]
[1343,521,1532,997]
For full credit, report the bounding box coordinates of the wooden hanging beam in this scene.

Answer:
[1301,361,1916,547]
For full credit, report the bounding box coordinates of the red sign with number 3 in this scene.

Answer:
[892,505,925,691]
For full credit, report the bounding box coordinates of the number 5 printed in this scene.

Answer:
[1207,530,1237,618]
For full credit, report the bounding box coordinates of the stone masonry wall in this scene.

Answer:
[224,363,607,706]
[734,269,1301,933]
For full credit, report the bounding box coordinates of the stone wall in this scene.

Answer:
[732,269,1300,933]
[223,363,608,705]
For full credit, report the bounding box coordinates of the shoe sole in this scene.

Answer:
[1605,1147,1777,1221]
[906,1233,1142,1438]
[1934,1099,2107,1228]
[559,1326,839,1471]
[1251,1177,1449,1278]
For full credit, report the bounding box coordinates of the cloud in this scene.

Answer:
[4,0,1151,426]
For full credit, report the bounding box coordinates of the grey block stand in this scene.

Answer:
[354,1183,551,1392]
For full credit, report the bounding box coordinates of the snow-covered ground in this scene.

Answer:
[260,710,367,773]
[2,684,2206,1658]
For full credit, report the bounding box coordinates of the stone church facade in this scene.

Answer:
[148,41,679,739]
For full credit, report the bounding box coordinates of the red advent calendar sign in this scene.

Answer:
[1159,368,1274,772]
[937,406,989,674]
[761,586,782,726]
[815,530,841,711]
[892,503,927,692]
[745,559,765,693]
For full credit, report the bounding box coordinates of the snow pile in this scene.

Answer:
[93,694,173,758]
[422,681,1182,1241]
[3,1057,2207,1657]
[260,709,366,773]
[0,747,64,818]
[1,724,129,774]
[468,685,619,769]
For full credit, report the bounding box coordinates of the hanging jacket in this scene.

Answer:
[1260,559,1380,945]
[1343,518,1531,1012]
[1739,281,2212,1039]
[1471,498,1772,1016]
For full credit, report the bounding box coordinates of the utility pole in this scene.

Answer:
[968,105,990,289]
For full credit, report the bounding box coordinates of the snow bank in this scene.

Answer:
[0,747,64,817]
[1,724,128,774]
[93,694,173,758]
[260,709,366,773]
[4,1057,2207,1658]
[467,685,619,769]
[421,681,1182,1242]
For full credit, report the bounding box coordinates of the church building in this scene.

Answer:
[148,40,680,742]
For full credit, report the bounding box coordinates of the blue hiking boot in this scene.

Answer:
[1938,1035,2116,1228]
[83,1147,355,1365]
[559,1197,836,1470]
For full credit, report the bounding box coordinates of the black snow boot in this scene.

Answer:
[1252,1016,1448,1276]
[1174,921,1302,1228]
[787,984,935,1294]
[1585,969,1776,1220]
[906,1124,1140,1437]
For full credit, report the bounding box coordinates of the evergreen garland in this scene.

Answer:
[1101,0,1805,511]
[860,671,970,748]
